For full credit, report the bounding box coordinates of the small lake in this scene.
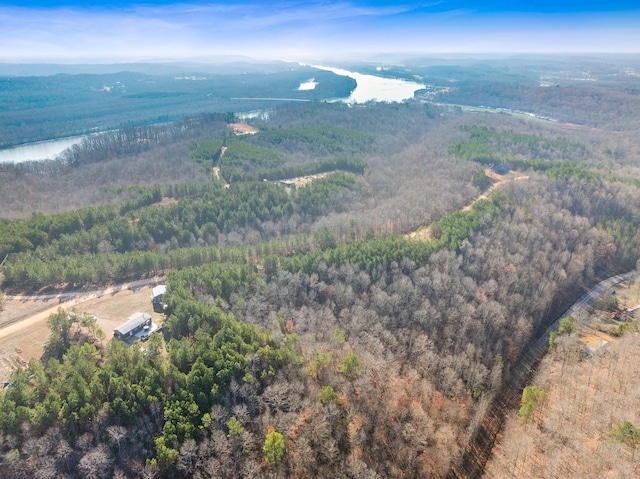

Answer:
[0,135,87,164]
[312,65,425,103]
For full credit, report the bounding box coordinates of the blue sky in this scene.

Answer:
[1,1,639,62]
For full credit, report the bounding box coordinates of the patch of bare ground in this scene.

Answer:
[0,278,165,382]
[407,226,432,241]
[405,169,527,241]
[212,166,230,188]
[282,171,331,187]
[228,123,259,135]
[484,274,640,478]
[158,196,179,207]
[214,147,231,187]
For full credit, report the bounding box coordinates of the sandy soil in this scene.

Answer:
[228,123,259,135]
[0,277,165,382]
[283,172,331,187]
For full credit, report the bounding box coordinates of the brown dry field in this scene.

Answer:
[0,278,165,382]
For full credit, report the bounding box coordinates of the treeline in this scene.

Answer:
[255,125,374,155]
[1,173,361,289]
[60,114,231,168]
[277,192,504,276]
[3,113,231,177]
[448,126,600,183]
[0,185,163,258]
[224,157,367,183]
[450,125,588,161]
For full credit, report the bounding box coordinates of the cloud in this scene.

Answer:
[1,2,425,60]
[0,1,638,61]
[154,1,412,26]
[0,6,195,60]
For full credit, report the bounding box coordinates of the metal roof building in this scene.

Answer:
[152,285,166,298]
[114,312,152,340]
[152,285,167,312]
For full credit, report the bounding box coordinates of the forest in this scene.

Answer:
[0,64,356,148]
[345,56,640,131]
[1,59,640,478]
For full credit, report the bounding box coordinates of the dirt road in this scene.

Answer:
[406,169,527,241]
[0,277,165,381]
[1,277,162,331]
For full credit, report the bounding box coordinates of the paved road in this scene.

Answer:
[448,269,637,479]
[531,272,636,362]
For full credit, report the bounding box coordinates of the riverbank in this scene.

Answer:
[0,134,89,164]
[311,64,425,103]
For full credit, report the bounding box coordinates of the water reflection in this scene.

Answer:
[0,136,86,164]
[312,65,424,103]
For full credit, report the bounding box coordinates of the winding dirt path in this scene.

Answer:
[405,169,528,241]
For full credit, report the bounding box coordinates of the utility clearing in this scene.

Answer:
[484,272,640,478]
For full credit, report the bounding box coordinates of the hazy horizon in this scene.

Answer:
[1,1,639,63]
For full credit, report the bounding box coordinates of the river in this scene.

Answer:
[1,67,423,163]
[311,65,425,103]
[0,135,88,164]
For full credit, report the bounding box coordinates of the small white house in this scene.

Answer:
[152,285,167,312]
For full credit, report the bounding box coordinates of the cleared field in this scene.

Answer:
[228,123,259,135]
[484,273,640,478]
[0,278,165,382]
